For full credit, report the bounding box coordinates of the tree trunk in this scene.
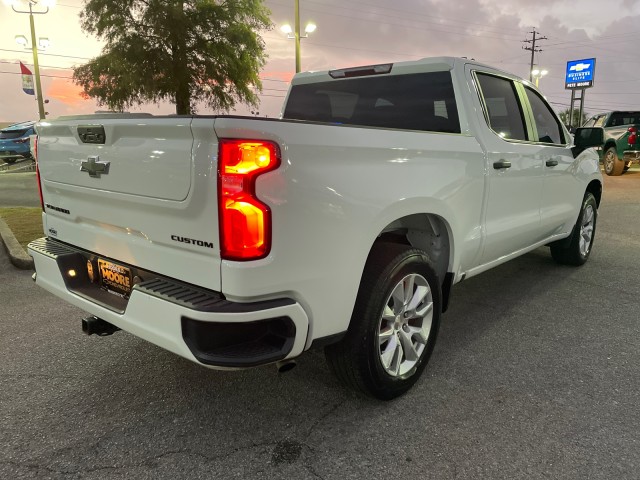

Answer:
[175,86,191,115]
[172,0,190,115]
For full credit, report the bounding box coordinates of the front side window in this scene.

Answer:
[524,87,565,144]
[475,73,527,141]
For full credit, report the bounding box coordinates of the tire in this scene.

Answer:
[550,192,597,266]
[603,147,624,176]
[325,243,441,400]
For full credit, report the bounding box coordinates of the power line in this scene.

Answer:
[0,48,91,61]
[0,70,72,80]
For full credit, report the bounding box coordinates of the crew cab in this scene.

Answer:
[29,57,604,399]
[583,111,640,175]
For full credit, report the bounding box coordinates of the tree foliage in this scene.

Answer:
[558,108,588,127]
[73,0,272,114]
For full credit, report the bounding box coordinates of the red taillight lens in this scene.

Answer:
[628,126,637,146]
[34,136,44,212]
[218,139,280,260]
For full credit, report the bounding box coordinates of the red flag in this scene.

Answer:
[20,62,35,95]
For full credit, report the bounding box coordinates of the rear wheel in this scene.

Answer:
[325,243,441,400]
[550,192,597,266]
[603,147,624,176]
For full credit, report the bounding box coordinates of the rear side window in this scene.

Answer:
[476,73,527,141]
[283,72,461,133]
[524,87,565,144]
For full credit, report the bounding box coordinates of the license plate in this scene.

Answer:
[97,259,132,297]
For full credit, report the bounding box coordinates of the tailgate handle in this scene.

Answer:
[493,160,512,169]
[78,125,106,144]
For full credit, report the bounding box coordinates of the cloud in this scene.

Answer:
[46,77,86,107]
[2,0,640,121]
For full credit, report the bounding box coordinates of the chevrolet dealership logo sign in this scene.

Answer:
[569,62,591,72]
[565,58,596,90]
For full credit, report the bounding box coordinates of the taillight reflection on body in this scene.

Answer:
[34,135,44,211]
[218,139,280,260]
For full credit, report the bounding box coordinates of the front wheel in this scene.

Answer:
[550,192,597,266]
[603,147,624,176]
[325,243,441,400]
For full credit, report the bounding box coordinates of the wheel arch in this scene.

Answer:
[586,179,602,207]
[371,212,454,312]
[603,140,618,155]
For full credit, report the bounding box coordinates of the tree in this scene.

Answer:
[73,0,272,115]
[558,108,588,128]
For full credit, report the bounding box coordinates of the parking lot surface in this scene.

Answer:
[1,171,639,479]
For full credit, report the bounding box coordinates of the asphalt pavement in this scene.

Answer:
[0,171,639,479]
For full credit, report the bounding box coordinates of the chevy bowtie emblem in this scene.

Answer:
[81,156,110,178]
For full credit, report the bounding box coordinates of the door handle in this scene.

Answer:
[493,160,512,169]
[546,159,559,167]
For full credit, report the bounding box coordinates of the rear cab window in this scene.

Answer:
[608,112,640,126]
[283,71,461,134]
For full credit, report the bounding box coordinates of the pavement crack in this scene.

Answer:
[305,399,348,438]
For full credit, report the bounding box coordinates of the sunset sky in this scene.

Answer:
[1,0,640,123]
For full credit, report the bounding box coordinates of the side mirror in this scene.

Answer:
[572,127,604,158]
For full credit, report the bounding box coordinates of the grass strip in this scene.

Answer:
[0,207,43,250]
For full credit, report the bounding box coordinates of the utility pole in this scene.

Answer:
[11,1,50,120]
[522,28,547,83]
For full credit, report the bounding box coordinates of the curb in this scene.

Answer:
[0,217,35,270]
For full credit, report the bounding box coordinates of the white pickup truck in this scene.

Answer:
[29,57,604,399]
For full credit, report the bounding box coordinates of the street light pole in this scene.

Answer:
[280,1,315,73]
[294,0,301,73]
[11,1,50,120]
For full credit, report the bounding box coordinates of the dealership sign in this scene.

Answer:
[565,58,596,89]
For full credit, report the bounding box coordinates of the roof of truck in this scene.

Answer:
[291,56,515,86]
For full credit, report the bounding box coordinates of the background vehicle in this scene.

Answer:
[0,121,36,164]
[29,58,603,399]
[583,111,640,175]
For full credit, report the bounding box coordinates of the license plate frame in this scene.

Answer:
[97,258,132,297]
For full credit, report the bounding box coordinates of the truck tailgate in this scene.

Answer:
[37,116,222,291]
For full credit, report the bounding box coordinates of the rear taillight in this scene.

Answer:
[628,126,637,146]
[218,139,280,260]
[14,137,30,144]
[34,135,44,211]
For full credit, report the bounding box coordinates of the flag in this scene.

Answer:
[20,62,35,96]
